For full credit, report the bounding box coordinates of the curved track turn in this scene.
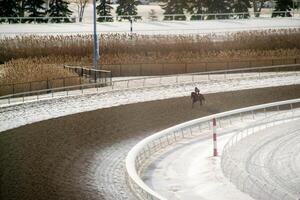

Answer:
[1,85,300,200]
[242,120,300,198]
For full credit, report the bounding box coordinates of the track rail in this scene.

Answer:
[1,63,300,106]
[126,98,300,200]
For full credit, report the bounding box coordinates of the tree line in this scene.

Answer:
[0,0,73,23]
[98,0,297,21]
[0,0,297,23]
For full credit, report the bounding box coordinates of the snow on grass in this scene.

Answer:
[142,113,300,200]
[0,73,300,133]
[143,130,254,200]
[1,18,300,37]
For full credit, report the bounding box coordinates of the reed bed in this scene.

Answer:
[1,29,300,64]
[0,57,77,85]
[0,29,300,94]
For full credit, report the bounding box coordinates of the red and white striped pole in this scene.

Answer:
[213,118,218,157]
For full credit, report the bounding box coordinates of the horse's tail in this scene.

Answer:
[200,94,205,101]
[191,92,194,99]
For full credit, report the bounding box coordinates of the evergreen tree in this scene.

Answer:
[232,0,251,18]
[25,0,46,23]
[272,0,293,17]
[161,0,188,21]
[17,0,26,17]
[0,0,19,23]
[97,0,113,22]
[116,0,141,21]
[206,0,232,19]
[47,0,73,23]
[188,0,207,20]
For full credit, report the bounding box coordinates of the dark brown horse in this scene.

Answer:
[191,92,205,108]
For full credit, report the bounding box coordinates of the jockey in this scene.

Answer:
[195,87,200,95]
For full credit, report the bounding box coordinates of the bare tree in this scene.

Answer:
[252,0,267,17]
[74,0,88,22]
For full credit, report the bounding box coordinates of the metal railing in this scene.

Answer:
[0,76,82,96]
[0,67,112,97]
[125,98,300,200]
[0,16,77,24]
[104,58,300,76]
[0,11,299,24]
[221,110,300,200]
[64,65,112,84]
[0,63,299,105]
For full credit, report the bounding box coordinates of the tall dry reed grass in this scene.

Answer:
[0,57,78,85]
[1,29,300,64]
[0,29,300,87]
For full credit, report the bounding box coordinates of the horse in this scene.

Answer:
[191,92,205,108]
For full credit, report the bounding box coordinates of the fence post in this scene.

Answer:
[213,118,218,157]
[46,78,49,90]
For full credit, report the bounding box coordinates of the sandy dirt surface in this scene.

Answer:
[1,85,300,200]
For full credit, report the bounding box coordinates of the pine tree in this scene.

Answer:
[116,0,141,21]
[17,0,26,17]
[188,0,207,20]
[47,0,73,23]
[206,0,232,19]
[0,0,19,23]
[161,0,188,21]
[97,0,113,22]
[25,0,46,23]
[232,0,251,18]
[272,0,293,17]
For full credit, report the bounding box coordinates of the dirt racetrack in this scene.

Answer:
[1,85,300,200]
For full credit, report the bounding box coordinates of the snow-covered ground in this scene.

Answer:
[1,72,295,106]
[226,119,300,199]
[1,7,300,199]
[142,112,300,200]
[1,18,300,36]
[1,70,300,200]
[69,3,300,23]
[142,123,254,200]
[1,72,300,133]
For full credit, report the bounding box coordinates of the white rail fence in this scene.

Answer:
[221,111,300,199]
[0,11,299,24]
[1,64,299,106]
[125,98,300,200]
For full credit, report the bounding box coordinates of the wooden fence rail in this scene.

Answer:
[102,58,300,77]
